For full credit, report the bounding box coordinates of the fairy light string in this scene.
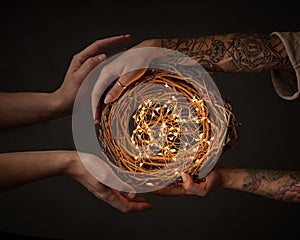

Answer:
[96,68,239,184]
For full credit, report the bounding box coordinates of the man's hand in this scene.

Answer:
[153,165,224,197]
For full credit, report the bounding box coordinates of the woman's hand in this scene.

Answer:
[52,34,133,117]
[64,151,152,213]
[102,39,161,104]
[0,150,152,213]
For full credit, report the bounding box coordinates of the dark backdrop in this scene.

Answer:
[0,1,299,239]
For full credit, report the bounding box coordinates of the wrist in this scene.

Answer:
[54,151,78,176]
[61,151,84,178]
[216,166,237,189]
[217,166,247,190]
[49,90,71,118]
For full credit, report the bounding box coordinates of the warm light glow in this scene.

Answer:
[96,68,239,184]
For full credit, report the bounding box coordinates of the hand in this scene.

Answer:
[52,34,133,117]
[153,165,224,197]
[65,151,152,213]
[103,39,161,104]
[91,39,162,120]
[91,38,214,120]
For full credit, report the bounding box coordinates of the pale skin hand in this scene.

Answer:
[0,34,133,129]
[103,33,293,105]
[0,151,152,213]
[102,39,161,105]
[91,39,162,121]
[99,39,161,106]
[153,165,300,203]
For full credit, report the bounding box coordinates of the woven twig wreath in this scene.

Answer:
[96,68,239,184]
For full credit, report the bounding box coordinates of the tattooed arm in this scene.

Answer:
[154,166,300,203]
[161,33,293,72]
[139,33,292,72]
[104,33,294,104]
[220,168,300,202]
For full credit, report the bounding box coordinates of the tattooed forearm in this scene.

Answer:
[242,169,300,203]
[161,33,293,72]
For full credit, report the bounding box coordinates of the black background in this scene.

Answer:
[0,0,300,239]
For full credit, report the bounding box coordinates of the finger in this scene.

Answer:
[182,173,206,196]
[73,54,107,85]
[120,194,152,213]
[181,172,193,185]
[152,184,186,196]
[70,34,132,72]
[128,196,149,202]
[104,68,146,104]
[103,190,152,213]
[182,173,198,194]
[91,69,117,121]
[120,191,136,199]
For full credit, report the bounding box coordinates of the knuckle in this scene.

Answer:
[73,52,89,64]
[95,40,103,50]
[73,53,83,63]
[87,57,98,64]
[71,72,81,82]
[72,53,79,61]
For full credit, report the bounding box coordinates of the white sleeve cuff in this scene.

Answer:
[270,31,300,100]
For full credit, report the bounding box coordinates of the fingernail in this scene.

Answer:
[104,94,113,104]
[98,54,107,62]
[124,34,132,40]
[182,173,187,183]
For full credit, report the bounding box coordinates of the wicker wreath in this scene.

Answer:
[95,68,240,185]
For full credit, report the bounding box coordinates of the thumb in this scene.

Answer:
[181,173,194,189]
[181,173,206,196]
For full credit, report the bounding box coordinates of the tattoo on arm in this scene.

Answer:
[161,33,292,72]
[242,169,300,203]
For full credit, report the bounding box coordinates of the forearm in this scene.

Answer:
[0,92,63,129]
[158,33,292,72]
[219,167,300,202]
[0,150,75,192]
